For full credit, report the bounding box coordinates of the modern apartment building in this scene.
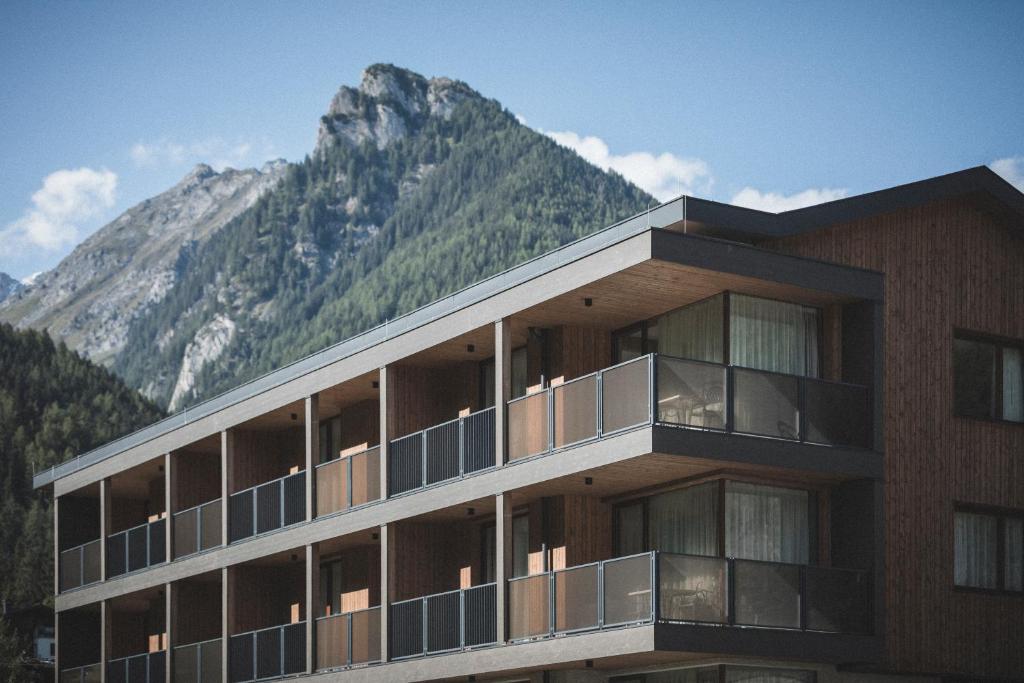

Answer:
[38,166,1023,683]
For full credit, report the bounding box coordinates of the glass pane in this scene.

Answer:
[512,515,530,578]
[648,482,718,556]
[553,375,598,447]
[644,666,720,683]
[316,459,347,516]
[352,447,380,506]
[82,664,101,683]
[658,554,726,623]
[508,392,549,460]
[726,482,809,564]
[554,565,598,632]
[173,645,198,683]
[199,640,221,683]
[730,294,820,377]
[803,379,870,447]
[657,357,726,428]
[511,347,528,399]
[657,293,724,363]
[481,525,496,583]
[732,368,800,440]
[603,554,653,625]
[724,666,815,683]
[59,548,81,592]
[1006,517,1023,591]
[602,358,651,432]
[613,326,644,363]
[1003,347,1023,422]
[350,607,380,664]
[805,566,870,633]
[954,511,999,589]
[733,560,801,628]
[174,509,199,559]
[82,540,101,585]
[953,338,996,418]
[424,420,460,485]
[316,614,349,670]
[509,575,549,639]
[200,501,222,551]
[615,503,645,556]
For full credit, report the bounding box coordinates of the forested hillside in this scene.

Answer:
[0,323,164,609]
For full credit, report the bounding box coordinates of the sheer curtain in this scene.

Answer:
[644,667,719,683]
[730,294,820,377]
[725,482,809,564]
[1004,347,1023,422]
[954,512,998,588]
[1006,517,1023,591]
[657,294,724,363]
[725,668,815,683]
[648,482,718,556]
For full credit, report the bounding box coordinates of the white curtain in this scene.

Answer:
[1004,517,1023,591]
[644,667,719,683]
[1004,347,1023,422]
[725,668,814,683]
[725,482,809,564]
[729,294,820,378]
[657,294,724,363]
[954,512,998,589]
[648,482,718,556]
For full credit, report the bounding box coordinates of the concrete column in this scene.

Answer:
[221,567,230,683]
[165,453,174,563]
[165,582,174,682]
[378,367,389,500]
[305,394,319,522]
[379,524,393,661]
[495,493,513,643]
[221,430,233,547]
[305,543,320,673]
[495,317,512,467]
[100,478,111,581]
[100,599,110,683]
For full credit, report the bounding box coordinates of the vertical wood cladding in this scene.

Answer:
[229,564,305,634]
[387,363,481,438]
[390,520,485,600]
[550,326,613,381]
[110,596,165,658]
[173,579,222,645]
[172,450,221,512]
[760,197,1024,677]
[230,427,305,493]
[337,399,380,452]
[319,545,380,615]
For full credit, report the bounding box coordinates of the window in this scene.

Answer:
[481,523,496,582]
[318,415,343,464]
[512,514,530,577]
[954,507,1024,592]
[611,666,814,683]
[953,332,1024,423]
[511,346,528,399]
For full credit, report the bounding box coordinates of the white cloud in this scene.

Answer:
[991,156,1024,192]
[2,168,117,252]
[130,137,257,172]
[729,186,849,213]
[541,129,713,201]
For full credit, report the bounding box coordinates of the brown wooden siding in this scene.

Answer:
[228,564,305,634]
[387,363,481,438]
[173,579,221,645]
[229,427,305,493]
[172,450,221,512]
[390,520,486,600]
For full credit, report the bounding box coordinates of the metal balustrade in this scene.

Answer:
[106,518,166,578]
[388,583,497,660]
[508,552,871,641]
[228,471,305,543]
[106,650,166,683]
[315,446,381,517]
[172,500,222,559]
[228,622,305,682]
[59,539,101,592]
[60,664,101,683]
[315,606,381,670]
[507,354,872,462]
[172,638,221,683]
[387,407,495,497]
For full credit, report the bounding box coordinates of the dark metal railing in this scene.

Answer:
[228,621,305,682]
[107,518,166,578]
[60,663,101,683]
[388,583,497,659]
[315,606,381,670]
[172,499,222,559]
[172,637,221,683]
[58,538,101,592]
[228,471,305,543]
[106,650,165,683]
[387,406,495,496]
[315,446,381,517]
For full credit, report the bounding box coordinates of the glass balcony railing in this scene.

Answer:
[60,664,101,683]
[387,406,496,497]
[228,471,306,544]
[507,354,872,460]
[59,539,101,592]
[388,583,497,660]
[172,500,222,559]
[172,638,221,683]
[107,518,166,578]
[508,552,870,641]
[315,446,381,517]
[107,650,166,683]
[228,622,305,683]
[315,606,381,670]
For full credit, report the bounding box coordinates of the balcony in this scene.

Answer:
[59,539,102,592]
[106,651,166,683]
[227,622,305,683]
[60,664,101,683]
[228,472,305,544]
[388,583,497,659]
[507,552,871,640]
[172,638,221,683]
[172,499,222,559]
[315,606,381,670]
[387,406,496,497]
[315,446,381,517]
[107,518,166,578]
[507,354,871,461]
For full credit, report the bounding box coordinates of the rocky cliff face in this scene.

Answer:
[0,161,285,365]
[0,272,21,303]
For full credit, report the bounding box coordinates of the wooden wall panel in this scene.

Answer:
[173,450,221,512]
[338,399,380,453]
[173,580,221,645]
[59,609,101,667]
[110,598,165,658]
[59,496,99,549]
[550,326,613,382]
[319,545,380,615]
[760,197,1024,677]
[229,564,305,634]
[388,363,481,438]
[390,521,485,600]
[230,427,305,493]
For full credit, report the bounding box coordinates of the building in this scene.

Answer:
[38,166,1023,683]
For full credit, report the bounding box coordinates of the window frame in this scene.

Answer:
[952,502,1024,595]
[952,328,1024,425]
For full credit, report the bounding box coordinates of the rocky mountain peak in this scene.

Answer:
[0,272,22,304]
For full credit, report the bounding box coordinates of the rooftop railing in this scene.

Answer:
[172,499,222,559]
[387,406,495,497]
[228,621,305,683]
[228,471,305,544]
[388,583,497,660]
[106,650,166,683]
[59,539,101,592]
[60,664,101,683]
[172,637,221,683]
[315,606,381,671]
[315,446,381,517]
[107,518,166,579]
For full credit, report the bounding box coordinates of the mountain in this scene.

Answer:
[0,272,21,303]
[0,161,287,365]
[0,323,164,609]
[4,64,652,410]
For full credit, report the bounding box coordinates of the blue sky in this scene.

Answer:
[1,1,1022,280]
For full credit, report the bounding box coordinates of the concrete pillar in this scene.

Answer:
[100,478,111,581]
[305,395,319,522]
[306,543,320,673]
[165,582,174,682]
[221,430,233,547]
[221,567,230,683]
[495,493,513,643]
[378,367,389,500]
[379,524,393,661]
[495,317,512,467]
[165,453,174,562]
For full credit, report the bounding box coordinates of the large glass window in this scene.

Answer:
[512,514,530,577]
[647,482,719,556]
[729,294,820,377]
[954,507,1024,592]
[954,333,1024,422]
[726,482,810,564]
[318,415,343,464]
[655,294,724,363]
